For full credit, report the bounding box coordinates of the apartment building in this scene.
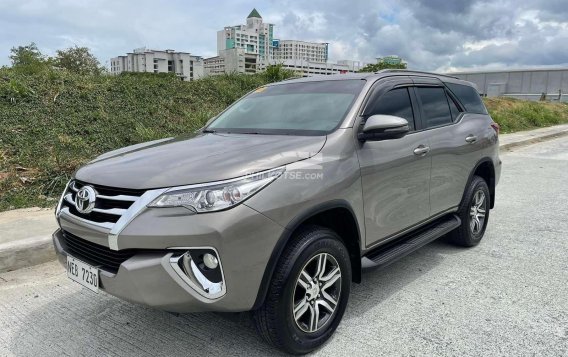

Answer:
[204,48,259,76]
[110,48,204,81]
[216,8,274,66]
[271,58,363,77]
[205,8,364,77]
[273,40,329,63]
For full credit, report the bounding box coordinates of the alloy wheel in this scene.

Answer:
[292,253,342,333]
[469,190,487,235]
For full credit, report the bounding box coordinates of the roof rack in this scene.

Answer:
[376,69,459,80]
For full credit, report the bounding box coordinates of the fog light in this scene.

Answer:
[203,253,219,269]
[170,248,226,299]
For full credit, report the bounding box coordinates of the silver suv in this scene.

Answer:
[54,70,501,354]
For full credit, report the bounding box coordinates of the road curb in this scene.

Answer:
[1,124,568,275]
[500,129,568,151]
[0,235,55,273]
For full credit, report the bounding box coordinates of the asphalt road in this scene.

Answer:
[1,137,567,356]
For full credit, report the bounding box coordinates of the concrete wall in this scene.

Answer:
[450,69,568,102]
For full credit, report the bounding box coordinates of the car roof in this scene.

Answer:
[268,69,475,88]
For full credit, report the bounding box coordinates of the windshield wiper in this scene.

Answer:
[202,129,216,133]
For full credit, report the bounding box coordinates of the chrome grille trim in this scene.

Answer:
[55,180,72,219]
[108,188,168,250]
[59,207,114,230]
[63,194,127,216]
[96,194,138,202]
[69,181,138,202]
[60,180,146,225]
[56,180,167,251]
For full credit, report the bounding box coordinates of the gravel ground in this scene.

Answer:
[1,137,567,356]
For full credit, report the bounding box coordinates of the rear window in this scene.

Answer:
[445,83,488,114]
[416,87,452,128]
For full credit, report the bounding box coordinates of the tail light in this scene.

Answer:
[491,122,500,136]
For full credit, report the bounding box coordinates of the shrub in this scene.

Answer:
[0,68,294,210]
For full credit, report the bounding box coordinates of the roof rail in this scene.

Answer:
[376,69,459,80]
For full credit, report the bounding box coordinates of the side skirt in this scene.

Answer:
[361,214,461,270]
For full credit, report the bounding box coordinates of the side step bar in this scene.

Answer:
[361,214,461,270]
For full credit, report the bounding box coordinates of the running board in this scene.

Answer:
[361,214,461,270]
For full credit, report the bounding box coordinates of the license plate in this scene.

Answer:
[66,256,99,293]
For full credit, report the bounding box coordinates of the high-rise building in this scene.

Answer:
[110,48,204,81]
[206,8,365,77]
[216,8,274,66]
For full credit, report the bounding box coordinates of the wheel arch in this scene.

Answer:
[463,158,496,209]
[252,200,362,310]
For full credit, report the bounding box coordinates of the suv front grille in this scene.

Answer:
[61,180,145,225]
[62,231,137,273]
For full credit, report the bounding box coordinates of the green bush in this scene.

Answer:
[483,97,568,133]
[0,68,290,211]
[1,67,567,211]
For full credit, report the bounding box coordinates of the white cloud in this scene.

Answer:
[0,0,567,71]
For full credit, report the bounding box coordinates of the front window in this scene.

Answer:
[206,80,366,135]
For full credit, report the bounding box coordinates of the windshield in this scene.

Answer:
[207,79,366,135]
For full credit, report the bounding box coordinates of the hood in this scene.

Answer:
[75,132,326,189]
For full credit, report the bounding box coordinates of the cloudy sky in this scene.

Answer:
[1,0,567,72]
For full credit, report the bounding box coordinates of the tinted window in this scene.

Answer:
[208,80,366,135]
[416,87,452,128]
[447,93,462,122]
[446,83,488,114]
[366,88,415,130]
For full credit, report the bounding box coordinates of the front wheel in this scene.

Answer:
[449,175,491,247]
[253,225,352,354]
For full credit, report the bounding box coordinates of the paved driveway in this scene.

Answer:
[1,137,567,356]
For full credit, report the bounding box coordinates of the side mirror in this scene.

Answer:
[358,115,410,142]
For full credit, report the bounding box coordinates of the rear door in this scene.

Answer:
[411,76,485,216]
[357,77,432,248]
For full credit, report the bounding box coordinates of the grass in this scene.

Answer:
[483,97,568,133]
[1,68,567,211]
[0,68,288,211]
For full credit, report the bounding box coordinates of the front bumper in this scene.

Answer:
[53,203,285,313]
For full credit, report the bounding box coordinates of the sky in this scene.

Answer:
[1,0,568,72]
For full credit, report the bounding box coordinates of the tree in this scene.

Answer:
[358,61,407,73]
[262,64,297,82]
[9,42,50,73]
[53,46,103,75]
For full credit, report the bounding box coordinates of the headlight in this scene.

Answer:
[148,167,285,213]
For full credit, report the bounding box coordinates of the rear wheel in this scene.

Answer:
[253,225,351,354]
[449,175,490,247]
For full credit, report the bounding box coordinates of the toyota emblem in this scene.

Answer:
[75,185,97,214]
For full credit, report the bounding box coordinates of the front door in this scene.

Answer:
[357,78,432,248]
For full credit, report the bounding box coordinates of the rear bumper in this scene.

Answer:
[53,203,285,313]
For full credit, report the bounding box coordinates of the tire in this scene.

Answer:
[253,225,352,355]
[449,175,491,247]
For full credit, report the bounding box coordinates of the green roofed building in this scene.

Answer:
[206,8,365,77]
[215,8,274,67]
[247,8,261,18]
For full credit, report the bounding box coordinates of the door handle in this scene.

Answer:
[465,135,478,143]
[413,145,430,156]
